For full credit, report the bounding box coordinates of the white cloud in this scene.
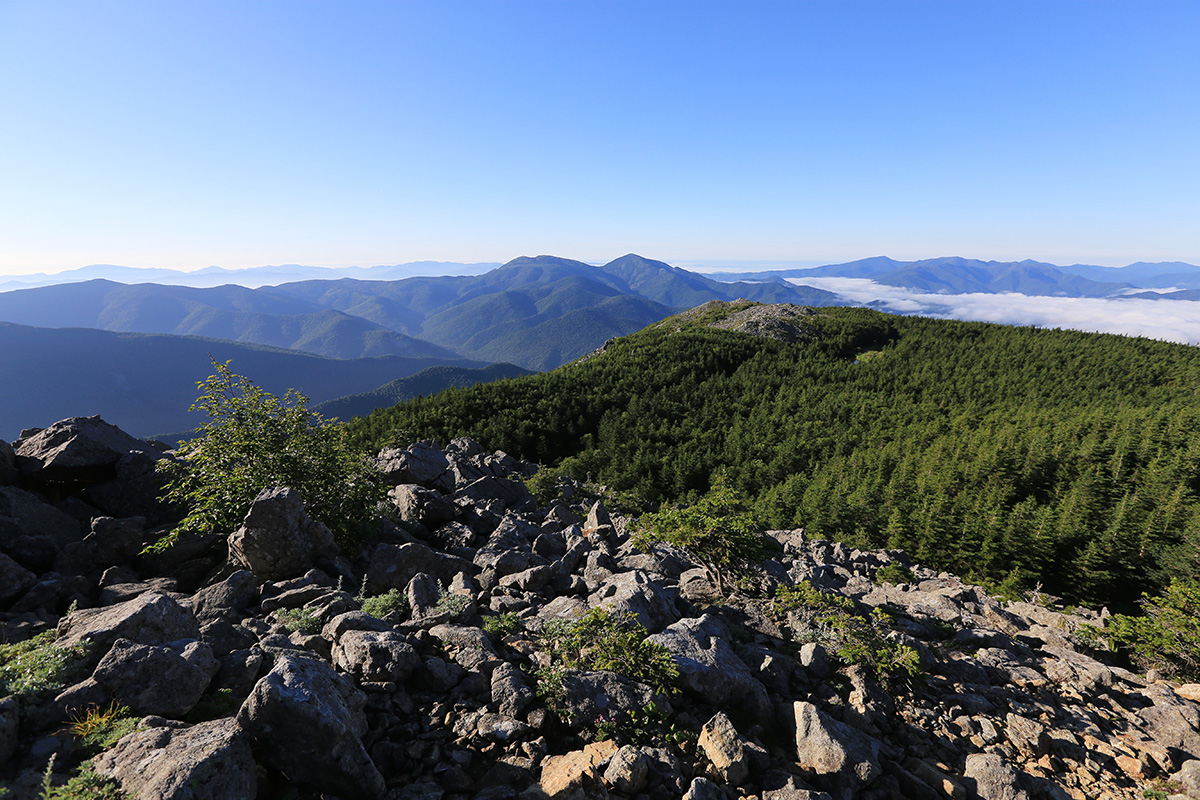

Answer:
[790,277,1200,345]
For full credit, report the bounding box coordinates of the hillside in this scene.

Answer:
[347,302,1200,609]
[311,362,531,421]
[0,322,489,440]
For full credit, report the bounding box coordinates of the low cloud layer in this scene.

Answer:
[790,277,1200,345]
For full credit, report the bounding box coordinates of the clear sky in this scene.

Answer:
[1,0,1197,275]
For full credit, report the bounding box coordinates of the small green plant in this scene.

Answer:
[482,612,523,639]
[592,700,696,749]
[773,583,922,680]
[524,468,563,506]
[69,704,138,755]
[1095,579,1200,681]
[534,609,679,701]
[46,766,128,800]
[433,592,471,619]
[360,589,407,620]
[631,473,769,595]
[874,563,915,586]
[274,607,321,635]
[0,632,92,704]
[151,360,387,551]
[1143,790,1169,800]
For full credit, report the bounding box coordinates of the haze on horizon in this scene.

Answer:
[1,1,1197,277]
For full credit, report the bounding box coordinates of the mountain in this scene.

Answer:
[311,362,531,421]
[0,280,458,361]
[0,254,845,371]
[0,260,500,291]
[347,301,1200,609]
[0,322,489,440]
[268,254,843,369]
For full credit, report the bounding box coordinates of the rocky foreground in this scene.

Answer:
[2,417,1200,800]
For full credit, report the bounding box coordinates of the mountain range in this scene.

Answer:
[0,254,842,370]
[716,256,1200,298]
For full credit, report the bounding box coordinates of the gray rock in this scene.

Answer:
[14,415,163,480]
[0,552,36,604]
[377,442,449,487]
[407,572,443,618]
[227,486,339,582]
[0,439,16,485]
[92,717,256,800]
[56,590,202,658]
[603,744,651,794]
[455,474,536,513]
[238,653,385,798]
[560,671,660,732]
[699,711,749,785]
[1004,712,1049,757]
[793,701,882,787]
[648,614,771,720]
[365,541,475,594]
[1137,701,1200,755]
[1175,759,1200,794]
[476,712,530,743]
[389,483,456,528]
[332,629,421,683]
[491,661,535,718]
[92,638,218,718]
[0,696,16,767]
[0,485,84,550]
[188,570,258,624]
[587,569,679,633]
[963,753,1029,800]
[683,776,727,800]
[322,610,393,640]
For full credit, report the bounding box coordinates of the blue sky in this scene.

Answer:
[1,1,1197,274]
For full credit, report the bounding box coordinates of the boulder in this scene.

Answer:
[793,701,882,787]
[227,486,339,582]
[698,711,749,785]
[188,570,259,625]
[0,485,84,551]
[587,569,679,633]
[377,442,449,488]
[389,483,456,528]
[365,541,475,595]
[0,439,17,486]
[560,671,661,732]
[238,653,385,798]
[648,614,771,721]
[92,638,218,718]
[14,416,163,483]
[682,776,726,800]
[491,661,535,718]
[56,590,201,658]
[963,753,1029,800]
[0,552,36,605]
[332,629,421,683]
[603,745,652,794]
[93,717,256,800]
[57,516,148,574]
[538,739,618,800]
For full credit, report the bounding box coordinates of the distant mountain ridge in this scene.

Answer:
[0,254,844,371]
[713,256,1200,298]
[0,322,492,440]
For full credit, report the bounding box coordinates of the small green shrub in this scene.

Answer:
[152,360,387,551]
[360,589,407,620]
[0,632,92,704]
[1098,579,1200,680]
[482,612,523,639]
[524,468,563,506]
[69,704,138,755]
[46,765,128,800]
[534,609,679,699]
[773,583,922,680]
[433,592,471,619]
[874,563,915,586]
[593,700,696,749]
[631,473,769,595]
[274,608,321,635]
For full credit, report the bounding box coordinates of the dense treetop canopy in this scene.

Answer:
[346,304,1200,609]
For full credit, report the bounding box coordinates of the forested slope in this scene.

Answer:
[346,303,1200,608]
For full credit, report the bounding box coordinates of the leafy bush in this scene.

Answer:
[1098,579,1200,680]
[433,592,471,619]
[534,609,679,700]
[360,589,407,620]
[153,360,387,551]
[631,474,769,594]
[874,563,915,586]
[0,632,92,705]
[482,612,524,639]
[274,608,322,635]
[773,583,922,679]
[69,704,138,756]
[45,765,127,800]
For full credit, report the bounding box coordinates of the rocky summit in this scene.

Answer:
[3,416,1200,800]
